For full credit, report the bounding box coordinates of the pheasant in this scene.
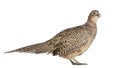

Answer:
[5,10,100,65]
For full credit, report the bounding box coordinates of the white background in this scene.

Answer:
[0,0,120,68]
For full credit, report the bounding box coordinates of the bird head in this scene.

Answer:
[88,10,101,23]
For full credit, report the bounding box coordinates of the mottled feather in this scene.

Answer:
[5,10,100,61]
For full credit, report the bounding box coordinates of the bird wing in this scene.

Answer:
[51,26,90,56]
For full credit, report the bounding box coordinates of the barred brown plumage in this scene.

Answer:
[5,10,100,65]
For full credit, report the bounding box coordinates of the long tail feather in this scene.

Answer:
[5,42,53,54]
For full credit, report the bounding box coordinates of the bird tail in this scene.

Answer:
[5,42,53,54]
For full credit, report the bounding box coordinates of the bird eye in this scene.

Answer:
[92,12,95,15]
[91,11,98,15]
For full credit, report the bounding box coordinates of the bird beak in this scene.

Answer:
[97,14,101,17]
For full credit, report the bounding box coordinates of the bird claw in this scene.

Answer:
[72,62,88,65]
[70,59,87,65]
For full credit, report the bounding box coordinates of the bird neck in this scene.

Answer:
[87,16,98,23]
[85,20,97,28]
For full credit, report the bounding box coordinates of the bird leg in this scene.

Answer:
[69,59,87,65]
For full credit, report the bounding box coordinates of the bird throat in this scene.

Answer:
[88,16,98,23]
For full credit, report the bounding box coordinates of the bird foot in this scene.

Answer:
[72,63,88,65]
[70,59,87,65]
